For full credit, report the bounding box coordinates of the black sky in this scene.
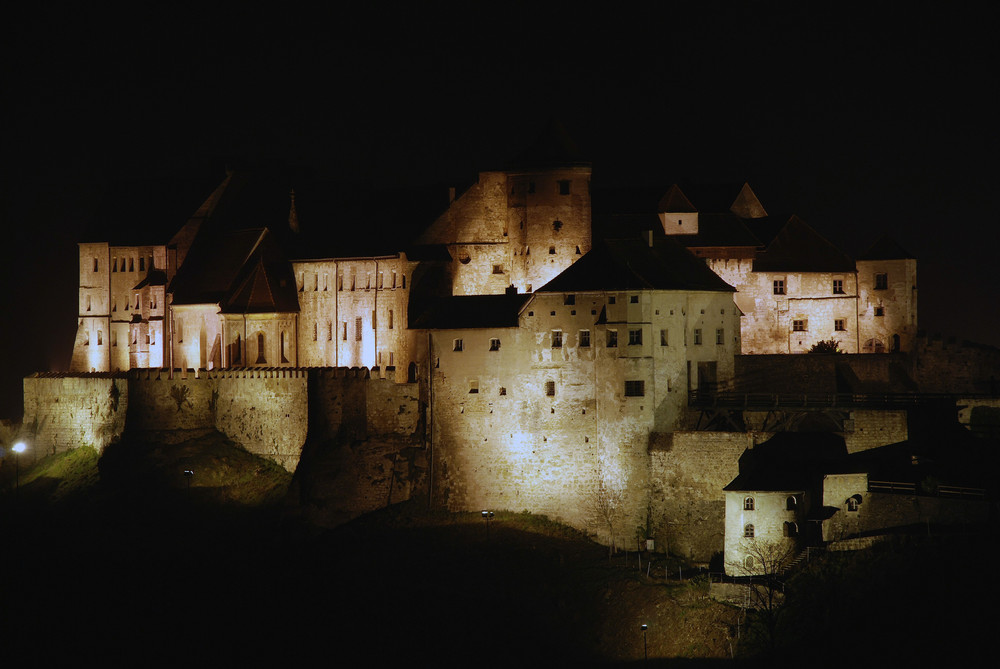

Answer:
[1,4,997,417]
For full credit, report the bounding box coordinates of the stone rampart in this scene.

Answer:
[649,432,751,563]
[21,367,417,472]
[22,374,128,459]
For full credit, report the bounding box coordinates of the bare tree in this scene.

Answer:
[730,538,798,654]
[590,468,626,561]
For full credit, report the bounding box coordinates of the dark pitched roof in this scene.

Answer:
[752,215,856,273]
[536,234,736,293]
[169,228,298,312]
[858,235,915,261]
[724,432,849,492]
[657,184,697,213]
[672,213,763,249]
[410,293,530,330]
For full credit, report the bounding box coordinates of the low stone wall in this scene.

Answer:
[22,374,128,459]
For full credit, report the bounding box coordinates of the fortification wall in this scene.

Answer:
[911,336,1000,394]
[649,432,751,563]
[22,374,128,459]
[127,370,214,432]
[212,369,309,471]
[844,409,908,453]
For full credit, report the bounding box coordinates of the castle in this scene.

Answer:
[28,128,997,574]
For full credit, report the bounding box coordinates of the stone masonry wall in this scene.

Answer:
[649,432,750,563]
[22,374,128,460]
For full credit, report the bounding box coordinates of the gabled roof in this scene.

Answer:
[410,293,530,330]
[752,215,856,273]
[657,184,697,213]
[536,233,736,293]
[169,228,298,313]
[858,235,915,261]
[673,213,764,249]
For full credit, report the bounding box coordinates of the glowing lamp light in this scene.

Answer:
[12,442,26,454]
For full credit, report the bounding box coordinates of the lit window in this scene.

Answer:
[607,330,618,348]
[489,338,500,351]
[744,497,755,511]
[624,380,644,397]
[874,273,888,290]
[545,380,555,396]
[628,328,642,345]
[660,329,668,346]
[694,329,702,345]
[552,331,562,348]
[744,524,755,538]
[832,279,844,294]
[716,328,724,345]
[773,279,785,295]
[835,318,846,332]
[454,339,463,352]
[793,320,807,332]
[579,330,590,347]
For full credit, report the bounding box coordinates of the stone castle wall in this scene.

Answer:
[21,367,418,472]
[649,432,751,563]
[21,374,129,459]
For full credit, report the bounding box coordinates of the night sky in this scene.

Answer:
[2,4,996,417]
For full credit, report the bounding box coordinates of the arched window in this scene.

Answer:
[784,522,798,537]
[744,524,755,538]
[744,555,755,570]
[407,361,417,383]
[255,332,266,364]
[847,497,860,512]
[744,497,755,511]
[786,496,797,511]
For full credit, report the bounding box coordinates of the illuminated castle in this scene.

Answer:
[55,128,963,566]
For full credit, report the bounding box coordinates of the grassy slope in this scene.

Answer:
[0,435,737,666]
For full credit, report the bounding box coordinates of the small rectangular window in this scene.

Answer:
[139,257,145,271]
[552,330,563,348]
[579,330,590,347]
[608,296,616,305]
[629,295,639,304]
[874,306,885,317]
[607,330,618,348]
[328,322,334,340]
[492,264,504,274]
[355,317,363,341]
[628,328,642,345]
[624,380,645,397]
[93,257,99,272]
[832,279,844,294]
[773,279,785,295]
[716,328,724,345]
[469,380,479,394]
[454,338,463,352]
[558,180,570,195]
[342,322,348,341]
[660,329,668,346]
[694,328,703,345]
[874,273,888,290]
[545,380,555,396]
[835,318,846,332]
[489,338,500,351]
[564,294,575,305]
[388,310,394,329]
[793,319,807,331]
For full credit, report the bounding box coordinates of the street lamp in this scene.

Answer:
[641,623,648,662]
[481,510,494,540]
[12,441,26,495]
